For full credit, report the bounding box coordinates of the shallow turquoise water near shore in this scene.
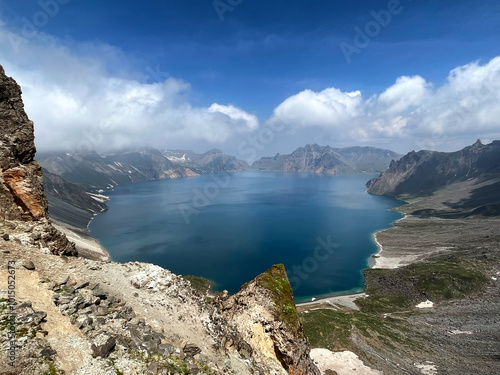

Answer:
[90,172,403,302]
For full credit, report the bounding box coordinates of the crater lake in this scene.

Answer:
[90,172,403,302]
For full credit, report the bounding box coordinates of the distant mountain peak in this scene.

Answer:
[163,148,249,173]
[252,144,402,174]
[204,148,223,155]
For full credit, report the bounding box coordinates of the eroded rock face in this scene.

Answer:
[211,264,321,375]
[0,64,76,255]
[0,64,47,220]
[366,140,500,197]
[3,166,46,219]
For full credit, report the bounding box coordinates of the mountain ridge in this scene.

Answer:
[252,144,402,174]
[163,148,249,173]
[366,140,500,217]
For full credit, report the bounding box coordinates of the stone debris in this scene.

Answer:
[23,260,36,270]
[416,300,434,309]
[45,275,227,374]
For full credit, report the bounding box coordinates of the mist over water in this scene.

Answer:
[90,172,403,302]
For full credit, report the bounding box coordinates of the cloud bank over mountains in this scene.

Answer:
[0,16,499,157]
[270,62,500,150]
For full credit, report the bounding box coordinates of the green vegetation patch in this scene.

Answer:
[43,361,64,375]
[256,264,302,335]
[300,309,416,351]
[183,275,214,294]
[357,254,489,314]
[410,255,488,298]
[164,355,189,374]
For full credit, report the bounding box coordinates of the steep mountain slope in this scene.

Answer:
[164,148,249,173]
[37,148,199,191]
[252,144,402,174]
[42,169,108,228]
[366,140,500,216]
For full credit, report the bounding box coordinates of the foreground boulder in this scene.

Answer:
[211,264,321,375]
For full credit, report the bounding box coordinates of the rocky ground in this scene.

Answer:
[0,218,321,375]
[0,219,223,374]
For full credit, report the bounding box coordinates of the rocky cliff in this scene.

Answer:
[0,65,75,255]
[211,265,320,375]
[0,65,321,374]
[252,144,401,174]
[366,140,500,216]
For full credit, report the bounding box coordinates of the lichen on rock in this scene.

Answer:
[211,264,320,375]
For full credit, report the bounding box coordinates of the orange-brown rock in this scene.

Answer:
[3,167,47,220]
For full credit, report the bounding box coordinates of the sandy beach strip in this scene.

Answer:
[52,219,110,262]
[298,214,414,309]
[297,292,366,310]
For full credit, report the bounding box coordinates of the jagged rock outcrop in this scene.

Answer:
[210,264,320,375]
[0,65,46,221]
[0,64,76,255]
[366,140,500,216]
[252,144,401,174]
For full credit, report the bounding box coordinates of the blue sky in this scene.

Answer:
[0,0,499,159]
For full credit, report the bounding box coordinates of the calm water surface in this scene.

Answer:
[90,172,402,302]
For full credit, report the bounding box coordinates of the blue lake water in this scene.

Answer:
[90,172,403,302]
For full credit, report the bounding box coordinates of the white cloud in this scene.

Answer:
[0,21,259,152]
[268,58,500,151]
[208,103,259,131]
[269,88,363,128]
[408,57,500,136]
[1,11,499,156]
[376,75,430,115]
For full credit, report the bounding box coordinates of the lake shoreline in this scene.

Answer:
[89,172,399,299]
[52,218,111,262]
[297,209,410,308]
[60,172,406,304]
